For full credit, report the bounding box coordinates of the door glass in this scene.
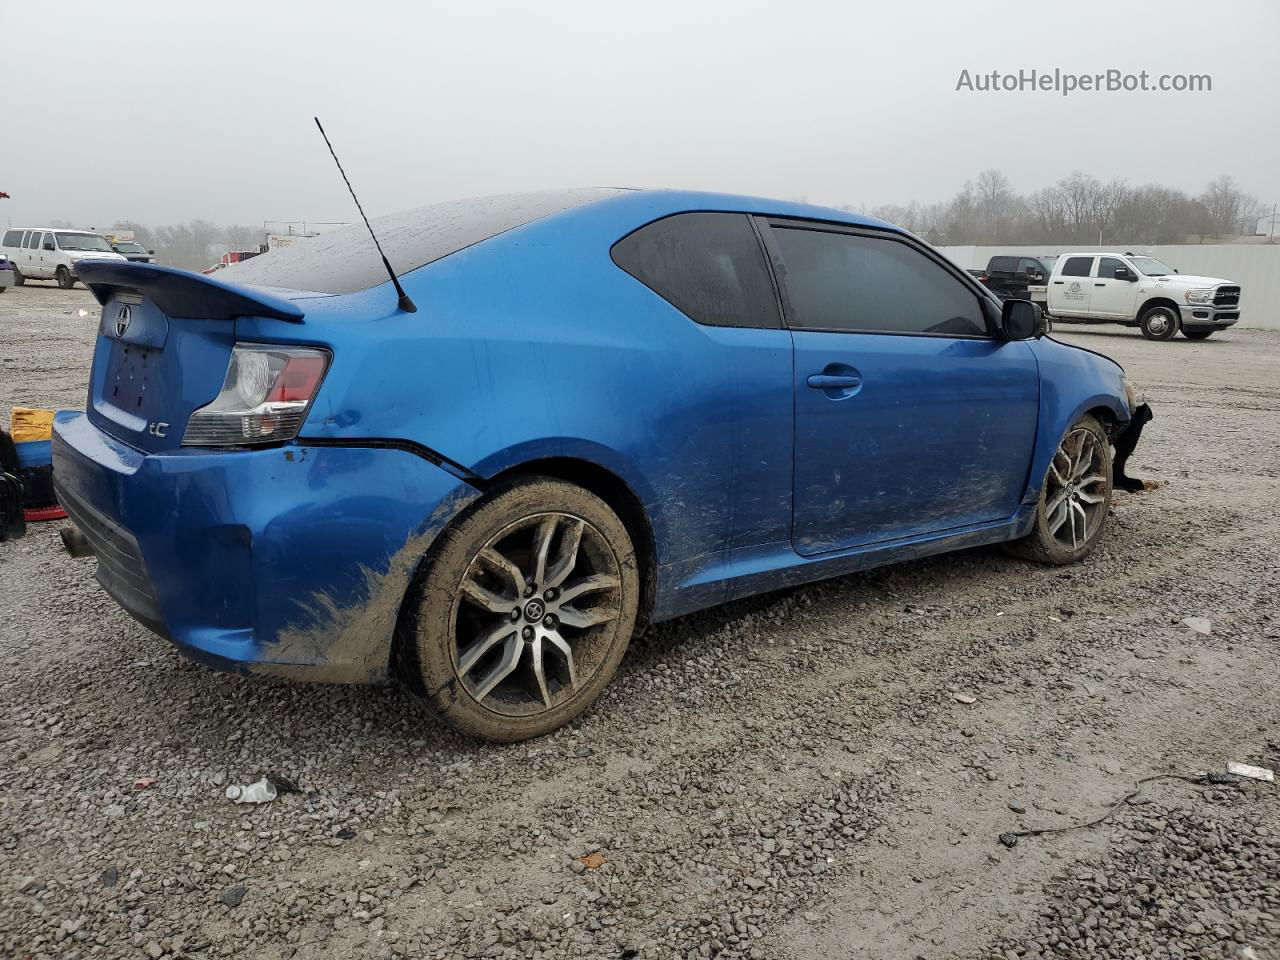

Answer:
[771,227,986,337]
[1060,256,1094,277]
[611,213,780,328]
[1097,257,1125,279]
[26,232,42,250]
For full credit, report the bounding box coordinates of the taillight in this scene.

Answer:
[183,344,329,447]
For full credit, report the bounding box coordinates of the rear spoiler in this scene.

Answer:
[75,260,305,323]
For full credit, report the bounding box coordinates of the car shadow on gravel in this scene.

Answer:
[85,540,1010,766]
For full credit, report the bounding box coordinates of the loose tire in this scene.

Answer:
[56,266,76,289]
[406,478,639,741]
[1183,330,1214,341]
[1006,414,1113,565]
[1139,304,1179,341]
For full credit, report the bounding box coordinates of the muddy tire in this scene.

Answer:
[1139,304,1179,341]
[1006,414,1113,565]
[56,266,76,290]
[405,477,639,741]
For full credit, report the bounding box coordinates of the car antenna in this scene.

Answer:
[313,116,417,314]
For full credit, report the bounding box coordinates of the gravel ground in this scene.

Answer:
[1,283,1277,960]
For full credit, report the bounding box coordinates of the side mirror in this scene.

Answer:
[1000,298,1043,341]
[148,249,155,255]
[1114,267,1136,282]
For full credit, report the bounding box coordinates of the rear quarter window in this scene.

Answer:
[610,212,780,329]
[2,230,21,247]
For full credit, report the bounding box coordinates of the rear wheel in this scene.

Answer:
[406,478,639,741]
[56,266,75,289]
[13,269,24,286]
[1006,414,1112,565]
[1139,304,1179,341]
[1183,330,1214,340]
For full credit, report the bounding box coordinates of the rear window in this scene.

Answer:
[2,230,20,247]
[989,257,1017,272]
[1061,256,1094,277]
[219,189,622,294]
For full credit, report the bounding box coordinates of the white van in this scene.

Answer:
[0,227,127,289]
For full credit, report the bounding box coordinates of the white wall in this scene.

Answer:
[936,244,1280,330]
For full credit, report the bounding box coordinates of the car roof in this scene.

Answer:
[597,188,897,232]
[6,227,106,234]
[1057,252,1132,258]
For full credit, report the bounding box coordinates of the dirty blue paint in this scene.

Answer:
[55,189,1132,684]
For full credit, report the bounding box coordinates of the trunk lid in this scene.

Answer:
[76,261,306,454]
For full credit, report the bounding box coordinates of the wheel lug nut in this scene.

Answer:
[522,626,534,640]
[544,588,558,601]
[510,609,521,621]
[543,614,557,629]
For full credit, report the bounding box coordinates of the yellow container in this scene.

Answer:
[10,407,55,443]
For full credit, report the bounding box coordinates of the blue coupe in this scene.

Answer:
[53,189,1143,740]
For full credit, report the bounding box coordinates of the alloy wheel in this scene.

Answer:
[450,512,622,716]
[1044,427,1108,551]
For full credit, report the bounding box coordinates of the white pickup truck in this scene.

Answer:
[1046,252,1241,341]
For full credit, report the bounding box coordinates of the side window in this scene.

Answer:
[769,226,987,337]
[1061,256,1094,277]
[990,257,1016,273]
[1097,257,1126,279]
[1020,258,1043,275]
[25,232,40,250]
[610,212,780,329]
[1,230,20,247]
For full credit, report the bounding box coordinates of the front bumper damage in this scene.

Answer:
[1112,402,1153,492]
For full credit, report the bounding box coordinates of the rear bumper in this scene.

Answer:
[1178,304,1239,332]
[52,413,479,683]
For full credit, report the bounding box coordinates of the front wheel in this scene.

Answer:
[406,478,639,741]
[1183,330,1214,341]
[1006,414,1113,565]
[56,266,76,289]
[1139,305,1179,341]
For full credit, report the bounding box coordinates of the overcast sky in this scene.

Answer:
[6,0,1277,229]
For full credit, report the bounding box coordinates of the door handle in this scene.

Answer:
[1052,280,1064,285]
[807,374,861,390]
[1094,282,1105,287]
[807,364,863,399]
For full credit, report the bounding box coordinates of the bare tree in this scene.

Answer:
[1199,175,1261,237]
[1029,187,1067,239]
[973,169,1016,243]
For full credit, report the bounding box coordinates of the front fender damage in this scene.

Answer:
[1113,403,1153,493]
